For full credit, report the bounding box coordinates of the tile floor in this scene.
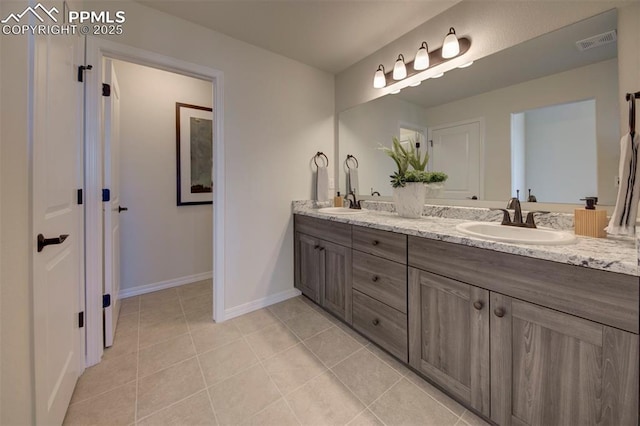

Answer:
[64,280,491,426]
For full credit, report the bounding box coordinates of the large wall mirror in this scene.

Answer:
[338,9,620,205]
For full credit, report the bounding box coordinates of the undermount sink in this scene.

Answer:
[317,207,366,215]
[456,221,576,245]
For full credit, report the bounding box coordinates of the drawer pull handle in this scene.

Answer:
[314,245,320,250]
[372,318,380,326]
[372,240,379,246]
[319,247,325,251]
[372,275,379,282]
[494,308,505,318]
[473,301,483,310]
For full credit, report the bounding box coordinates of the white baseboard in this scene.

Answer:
[119,271,213,299]
[223,288,302,321]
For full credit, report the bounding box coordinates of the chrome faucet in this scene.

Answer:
[345,191,361,209]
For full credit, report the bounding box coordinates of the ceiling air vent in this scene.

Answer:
[576,30,617,51]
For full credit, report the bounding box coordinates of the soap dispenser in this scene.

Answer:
[334,192,343,207]
[574,197,607,238]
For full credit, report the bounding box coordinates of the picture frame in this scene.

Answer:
[176,102,213,206]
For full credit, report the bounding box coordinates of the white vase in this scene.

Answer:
[393,182,426,218]
[425,182,444,199]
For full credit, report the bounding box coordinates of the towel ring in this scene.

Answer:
[345,155,359,170]
[313,152,329,168]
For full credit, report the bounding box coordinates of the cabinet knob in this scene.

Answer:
[494,308,505,318]
[372,318,380,326]
[473,301,483,310]
[372,240,379,246]
[372,275,379,282]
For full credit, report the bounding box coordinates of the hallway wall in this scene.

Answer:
[112,60,213,295]
[90,0,335,315]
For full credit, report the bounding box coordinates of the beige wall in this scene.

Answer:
[422,59,619,203]
[0,1,34,423]
[89,0,335,311]
[112,60,213,293]
[336,1,626,112]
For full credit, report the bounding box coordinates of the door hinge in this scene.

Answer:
[77,64,93,82]
[103,294,111,308]
[102,83,111,97]
[78,311,84,328]
[102,188,110,202]
[77,189,83,205]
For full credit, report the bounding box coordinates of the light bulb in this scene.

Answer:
[409,81,421,87]
[432,72,444,78]
[458,61,474,68]
[373,64,386,88]
[390,89,401,94]
[414,42,430,71]
[392,54,407,80]
[442,27,460,59]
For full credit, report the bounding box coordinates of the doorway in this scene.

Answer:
[84,37,224,366]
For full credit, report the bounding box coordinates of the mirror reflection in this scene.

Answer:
[339,9,619,205]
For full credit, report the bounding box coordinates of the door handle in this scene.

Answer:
[37,234,69,252]
[118,206,128,213]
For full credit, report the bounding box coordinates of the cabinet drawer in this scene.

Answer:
[353,251,407,313]
[352,290,408,362]
[294,214,351,247]
[353,226,406,264]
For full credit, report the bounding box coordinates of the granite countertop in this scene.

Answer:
[293,203,638,276]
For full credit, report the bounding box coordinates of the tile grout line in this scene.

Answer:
[178,289,221,426]
[326,348,399,426]
[240,333,305,425]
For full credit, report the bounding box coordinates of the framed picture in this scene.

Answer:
[176,102,213,205]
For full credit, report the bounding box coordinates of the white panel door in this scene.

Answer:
[429,120,482,199]
[103,59,123,347]
[32,32,84,425]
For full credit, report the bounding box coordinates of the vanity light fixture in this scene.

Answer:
[414,42,430,70]
[409,81,422,87]
[393,54,407,80]
[432,72,445,78]
[390,89,401,94]
[442,27,460,58]
[372,26,470,89]
[373,64,387,88]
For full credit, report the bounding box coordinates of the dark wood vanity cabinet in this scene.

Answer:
[294,215,352,323]
[409,235,639,426]
[408,268,490,417]
[490,293,638,426]
[294,214,640,425]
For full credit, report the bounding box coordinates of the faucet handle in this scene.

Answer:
[524,211,550,228]
[490,208,512,225]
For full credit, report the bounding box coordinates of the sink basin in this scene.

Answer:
[456,222,576,245]
[317,207,365,215]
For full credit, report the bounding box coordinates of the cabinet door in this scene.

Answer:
[491,293,639,426]
[294,232,321,302]
[320,240,352,323]
[408,268,490,416]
